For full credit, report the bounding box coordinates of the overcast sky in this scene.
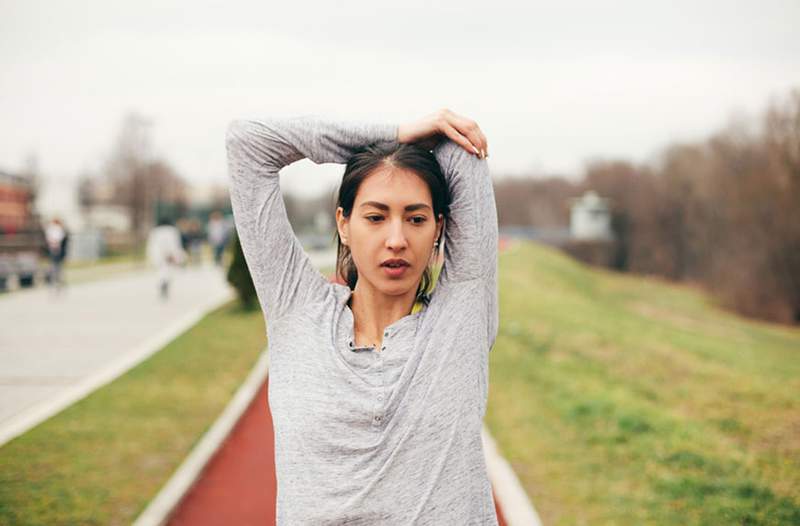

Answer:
[2,0,799,197]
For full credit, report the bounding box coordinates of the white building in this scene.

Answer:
[36,175,130,261]
[36,175,84,230]
[569,190,614,241]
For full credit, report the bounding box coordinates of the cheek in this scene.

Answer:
[346,225,378,262]
[413,224,438,246]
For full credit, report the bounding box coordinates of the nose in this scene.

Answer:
[385,218,408,251]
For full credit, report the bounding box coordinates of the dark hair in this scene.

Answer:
[335,142,451,306]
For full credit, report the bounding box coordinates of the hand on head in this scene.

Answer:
[398,109,488,159]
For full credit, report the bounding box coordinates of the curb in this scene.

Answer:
[133,348,270,526]
[482,427,543,526]
[0,288,235,448]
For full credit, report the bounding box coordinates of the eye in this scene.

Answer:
[409,216,427,225]
[365,215,384,223]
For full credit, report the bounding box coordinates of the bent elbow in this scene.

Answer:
[225,119,250,152]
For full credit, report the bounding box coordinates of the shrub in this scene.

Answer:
[226,231,258,310]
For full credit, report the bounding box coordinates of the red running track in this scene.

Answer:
[168,377,507,525]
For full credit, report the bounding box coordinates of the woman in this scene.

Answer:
[226,109,498,525]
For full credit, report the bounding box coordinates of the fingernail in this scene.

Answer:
[472,145,480,156]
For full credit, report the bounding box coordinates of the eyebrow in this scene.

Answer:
[359,201,431,212]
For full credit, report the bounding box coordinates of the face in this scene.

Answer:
[336,165,444,298]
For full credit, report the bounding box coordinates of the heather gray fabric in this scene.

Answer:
[226,115,499,525]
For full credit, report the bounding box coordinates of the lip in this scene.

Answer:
[381,258,410,278]
[381,258,410,267]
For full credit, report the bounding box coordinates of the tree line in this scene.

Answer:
[494,87,800,325]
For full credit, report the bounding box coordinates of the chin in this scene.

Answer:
[377,282,416,297]
[370,273,420,297]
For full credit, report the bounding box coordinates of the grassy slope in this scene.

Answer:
[486,241,800,525]
[0,301,265,526]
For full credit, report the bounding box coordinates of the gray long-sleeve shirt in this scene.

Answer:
[225,115,499,525]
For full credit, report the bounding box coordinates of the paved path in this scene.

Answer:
[0,263,234,444]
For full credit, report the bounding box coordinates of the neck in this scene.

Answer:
[349,280,418,346]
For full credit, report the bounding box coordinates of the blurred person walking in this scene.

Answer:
[187,218,204,265]
[43,217,69,294]
[207,211,229,267]
[146,217,186,300]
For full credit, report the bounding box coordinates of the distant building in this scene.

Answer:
[74,177,131,235]
[36,175,84,231]
[35,175,120,261]
[0,170,37,234]
[187,182,230,211]
[569,190,614,241]
[0,169,42,287]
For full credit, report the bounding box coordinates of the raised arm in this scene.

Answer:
[397,109,495,285]
[434,139,499,347]
[397,109,498,344]
[433,140,498,286]
[225,115,398,322]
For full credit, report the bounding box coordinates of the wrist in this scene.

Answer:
[397,123,409,144]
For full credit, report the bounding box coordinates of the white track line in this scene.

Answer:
[133,348,270,526]
[482,427,543,526]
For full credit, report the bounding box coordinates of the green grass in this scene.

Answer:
[486,241,800,525]
[0,300,266,525]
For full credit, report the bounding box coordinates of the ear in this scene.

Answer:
[335,207,350,245]
[435,213,445,244]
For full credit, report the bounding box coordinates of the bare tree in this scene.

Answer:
[576,86,800,324]
[103,112,187,242]
[493,175,578,227]
[762,89,800,322]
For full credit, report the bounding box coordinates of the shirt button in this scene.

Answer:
[378,394,383,401]
[374,415,382,423]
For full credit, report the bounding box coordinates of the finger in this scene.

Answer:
[440,121,480,156]
[447,113,486,158]
[438,110,480,155]
[451,117,484,157]
[477,129,489,157]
